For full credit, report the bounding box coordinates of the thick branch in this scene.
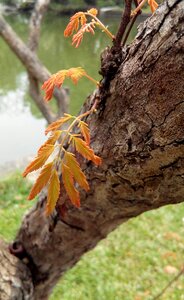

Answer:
[12,0,184,299]
[1,0,183,298]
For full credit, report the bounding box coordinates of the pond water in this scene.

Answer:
[0,13,142,168]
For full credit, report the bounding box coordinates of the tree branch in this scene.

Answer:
[113,0,133,48]
[13,0,184,298]
[122,0,141,46]
[27,0,58,123]
[28,0,51,52]
[0,12,69,122]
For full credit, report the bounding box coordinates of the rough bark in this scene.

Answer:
[1,0,184,298]
[0,240,33,300]
[0,12,68,122]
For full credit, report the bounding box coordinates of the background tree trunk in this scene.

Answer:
[0,0,183,298]
[0,5,69,123]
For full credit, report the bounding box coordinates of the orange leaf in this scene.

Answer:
[46,169,60,215]
[38,130,61,153]
[23,144,54,177]
[45,114,73,135]
[28,162,53,200]
[72,137,102,165]
[148,0,158,12]
[72,22,95,48]
[87,8,98,16]
[42,68,87,101]
[64,151,89,191]
[78,120,90,145]
[62,163,80,207]
[42,71,67,101]
[64,12,87,37]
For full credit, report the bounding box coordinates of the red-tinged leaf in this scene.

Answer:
[41,74,57,101]
[42,68,87,101]
[38,131,61,154]
[87,8,98,16]
[72,22,95,48]
[62,163,80,207]
[46,169,60,215]
[64,12,87,37]
[42,71,67,101]
[72,137,102,166]
[78,120,90,145]
[64,151,89,191]
[28,162,53,200]
[45,114,73,135]
[148,0,158,12]
[23,144,54,177]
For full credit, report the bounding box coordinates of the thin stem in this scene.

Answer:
[122,0,141,46]
[85,74,100,86]
[131,0,147,16]
[85,13,115,40]
[152,266,184,300]
[113,0,133,48]
[54,105,97,169]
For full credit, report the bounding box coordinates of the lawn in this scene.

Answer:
[0,172,183,300]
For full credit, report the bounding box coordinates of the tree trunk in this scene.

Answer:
[1,0,184,298]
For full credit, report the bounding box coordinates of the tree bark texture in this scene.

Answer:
[0,240,33,299]
[0,0,184,298]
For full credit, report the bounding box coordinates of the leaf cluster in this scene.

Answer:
[23,113,101,215]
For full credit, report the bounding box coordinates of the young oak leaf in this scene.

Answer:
[72,136,102,166]
[23,144,54,177]
[45,114,73,135]
[28,162,53,200]
[148,0,158,12]
[64,12,87,37]
[72,22,96,48]
[46,169,60,215]
[62,163,80,207]
[64,151,89,191]
[42,68,87,101]
[78,120,90,145]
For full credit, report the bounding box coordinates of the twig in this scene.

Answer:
[152,265,184,300]
[113,0,133,48]
[122,0,141,46]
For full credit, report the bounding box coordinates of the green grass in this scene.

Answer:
[0,172,183,300]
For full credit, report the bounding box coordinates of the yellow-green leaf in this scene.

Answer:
[46,169,60,215]
[28,162,53,200]
[62,163,80,207]
[23,144,54,177]
[64,151,89,191]
[87,8,98,16]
